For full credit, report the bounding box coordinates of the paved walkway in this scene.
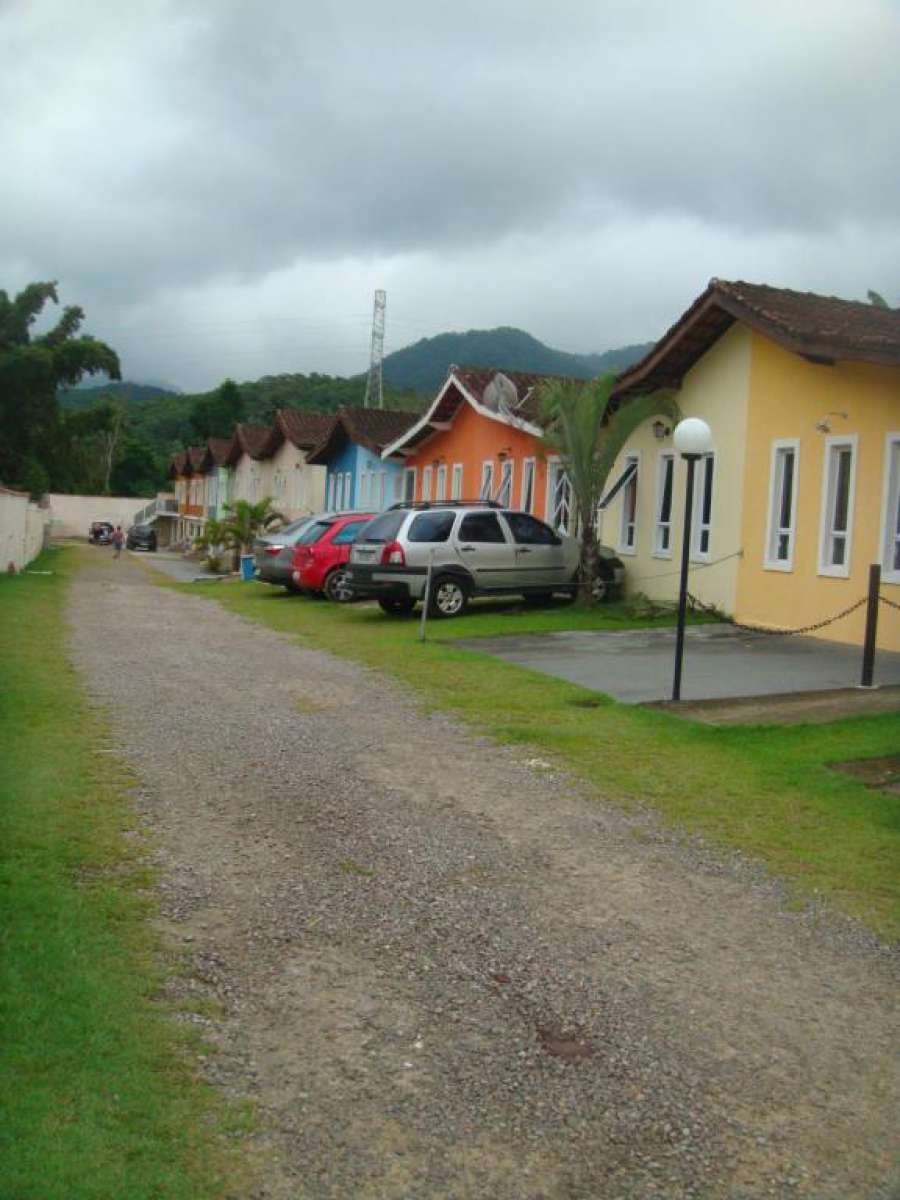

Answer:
[457,623,900,703]
[66,550,899,1200]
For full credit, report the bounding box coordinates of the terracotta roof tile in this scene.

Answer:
[614,279,900,398]
[276,409,335,450]
[306,407,419,463]
[233,423,272,459]
[206,436,234,467]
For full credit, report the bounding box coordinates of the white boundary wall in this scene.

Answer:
[46,493,145,539]
[0,486,49,571]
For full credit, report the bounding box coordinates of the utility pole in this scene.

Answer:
[363,289,386,409]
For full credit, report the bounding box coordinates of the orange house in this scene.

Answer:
[381,367,578,533]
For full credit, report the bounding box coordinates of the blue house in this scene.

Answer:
[307,408,418,512]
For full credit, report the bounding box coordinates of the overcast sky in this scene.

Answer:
[2,0,898,391]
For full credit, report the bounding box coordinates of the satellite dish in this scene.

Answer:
[482,372,519,414]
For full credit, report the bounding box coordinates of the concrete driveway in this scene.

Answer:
[456,623,900,703]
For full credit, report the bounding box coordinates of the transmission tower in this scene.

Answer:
[363,289,386,409]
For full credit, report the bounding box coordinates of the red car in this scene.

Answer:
[290,512,376,601]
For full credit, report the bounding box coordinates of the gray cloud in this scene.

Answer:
[1,0,898,388]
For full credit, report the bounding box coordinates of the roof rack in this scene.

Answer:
[387,499,503,511]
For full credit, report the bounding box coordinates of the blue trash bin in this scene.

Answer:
[239,554,256,582]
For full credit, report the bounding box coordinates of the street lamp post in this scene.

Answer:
[672,418,713,701]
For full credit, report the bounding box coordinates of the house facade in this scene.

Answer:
[381,367,578,534]
[261,410,330,520]
[605,279,900,650]
[307,408,419,512]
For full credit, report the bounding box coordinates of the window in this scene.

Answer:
[459,512,506,543]
[451,464,463,500]
[422,465,433,502]
[408,511,455,542]
[691,453,715,560]
[357,509,405,543]
[327,474,336,511]
[819,437,857,576]
[480,462,495,501]
[359,472,370,506]
[765,440,799,570]
[297,520,333,545]
[495,460,513,506]
[654,454,674,556]
[880,434,900,584]
[547,460,573,534]
[504,512,560,545]
[435,464,447,501]
[618,455,639,554]
[344,472,353,510]
[520,458,535,513]
[377,472,387,508]
[403,467,416,502]
[332,520,368,544]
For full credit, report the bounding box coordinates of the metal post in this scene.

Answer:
[672,454,698,702]
[419,548,435,642]
[860,562,881,688]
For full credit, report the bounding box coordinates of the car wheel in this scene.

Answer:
[324,568,354,603]
[428,575,468,618]
[378,597,416,616]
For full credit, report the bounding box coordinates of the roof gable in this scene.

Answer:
[307,407,419,463]
[614,279,900,399]
[382,365,574,458]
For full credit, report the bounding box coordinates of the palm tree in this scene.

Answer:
[193,516,230,572]
[221,498,284,569]
[540,374,680,604]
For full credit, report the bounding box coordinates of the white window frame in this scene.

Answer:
[422,464,433,502]
[480,461,494,501]
[496,459,513,507]
[818,434,858,578]
[879,432,900,586]
[617,454,639,556]
[403,467,417,502]
[690,452,715,562]
[764,439,800,572]
[435,463,447,501]
[360,471,370,506]
[520,457,535,513]
[653,452,674,558]
[545,457,574,535]
[451,463,463,501]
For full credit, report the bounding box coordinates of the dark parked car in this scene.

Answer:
[125,523,158,551]
[89,521,114,544]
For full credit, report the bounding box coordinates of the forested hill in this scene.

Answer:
[54,329,653,496]
[381,327,654,394]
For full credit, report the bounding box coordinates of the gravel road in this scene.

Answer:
[68,550,899,1199]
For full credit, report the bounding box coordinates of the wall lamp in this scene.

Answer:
[652,420,671,440]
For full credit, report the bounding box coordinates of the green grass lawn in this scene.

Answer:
[0,549,247,1200]
[186,579,900,941]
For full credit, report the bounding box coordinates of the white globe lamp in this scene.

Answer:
[673,417,713,458]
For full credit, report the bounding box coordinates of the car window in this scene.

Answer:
[356,510,406,542]
[458,512,507,543]
[296,520,333,545]
[331,520,369,545]
[502,512,561,546]
[408,511,456,543]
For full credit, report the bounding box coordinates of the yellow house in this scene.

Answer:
[605,279,900,651]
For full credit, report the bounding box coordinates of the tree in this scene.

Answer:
[220,497,284,568]
[189,378,246,441]
[0,282,120,494]
[540,374,681,604]
[193,516,231,572]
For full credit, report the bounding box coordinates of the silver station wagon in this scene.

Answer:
[346,502,584,617]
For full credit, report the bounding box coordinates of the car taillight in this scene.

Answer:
[380,541,405,565]
[264,545,283,556]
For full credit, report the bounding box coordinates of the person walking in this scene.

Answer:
[112,525,125,560]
